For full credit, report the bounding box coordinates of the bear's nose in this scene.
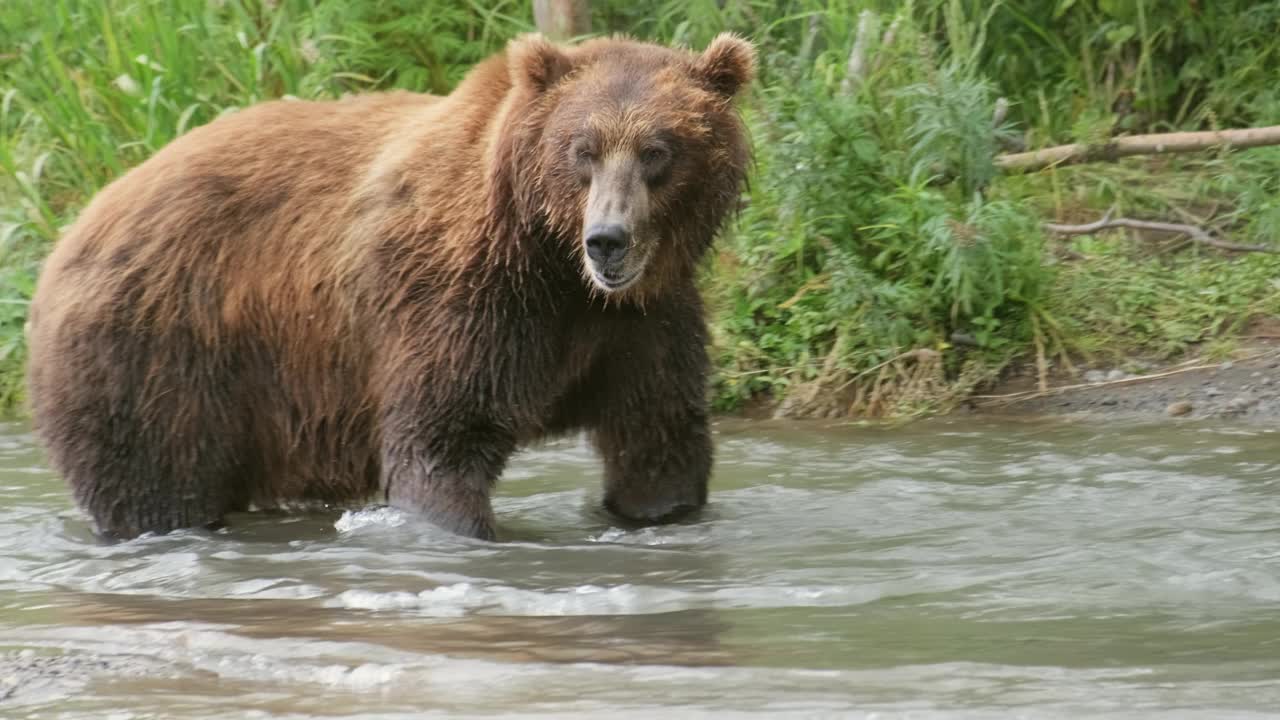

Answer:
[585,224,630,265]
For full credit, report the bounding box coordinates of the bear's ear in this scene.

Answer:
[507,33,574,93]
[694,32,756,98]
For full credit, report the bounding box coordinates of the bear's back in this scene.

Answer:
[46,91,435,275]
[28,91,448,349]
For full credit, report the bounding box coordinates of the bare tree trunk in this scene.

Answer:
[996,125,1280,172]
[533,0,591,41]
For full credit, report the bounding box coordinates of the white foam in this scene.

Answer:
[330,589,466,615]
[334,507,408,533]
[307,662,404,689]
[589,527,629,543]
[327,580,882,617]
[587,526,696,545]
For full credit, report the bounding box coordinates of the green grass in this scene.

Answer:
[992,146,1280,363]
[3,0,1280,417]
[1052,245,1280,362]
[0,0,534,408]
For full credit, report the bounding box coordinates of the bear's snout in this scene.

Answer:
[581,150,655,293]
[584,224,630,266]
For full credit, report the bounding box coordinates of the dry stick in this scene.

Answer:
[996,125,1280,172]
[991,97,1025,152]
[1168,201,1219,228]
[1030,314,1049,393]
[866,364,891,417]
[870,16,901,74]
[832,348,939,395]
[796,335,848,412]
[1043,208,1278,254]
[778,273,829,310]
[992,97,1010,128]
[840,10,878,96]
[798,13,822,63]
[972,351,1280,407]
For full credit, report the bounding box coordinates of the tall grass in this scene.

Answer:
[956,0,1280,139]
[0,0,532,236]
[2,0,1279,416]
[0,0,533,407]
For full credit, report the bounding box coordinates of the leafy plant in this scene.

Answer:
[2,0,1279,417]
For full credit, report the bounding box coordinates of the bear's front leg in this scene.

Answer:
[594,404,712,524]
[590,303,713,525]
[379,415,515,541]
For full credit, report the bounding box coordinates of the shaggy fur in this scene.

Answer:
[26,33,755,540]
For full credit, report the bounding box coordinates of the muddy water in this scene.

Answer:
[2,418,1279,719]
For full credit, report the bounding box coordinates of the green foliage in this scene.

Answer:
[0,0,532,412]
[712,11,1056,413]
[0,0,531,233]
[1000,147,1280,362]
[2,0,1279,417]
[297,0,532,95]
[949,0,1280,138]
[1053,245,1280,361]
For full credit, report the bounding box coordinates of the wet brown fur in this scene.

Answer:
[26,33,755,540]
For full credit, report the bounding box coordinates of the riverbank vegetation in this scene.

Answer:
[3,0,1279,417]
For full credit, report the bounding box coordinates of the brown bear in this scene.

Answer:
[25,32,755,540]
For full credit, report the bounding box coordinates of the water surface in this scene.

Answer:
[2,418,1279,718]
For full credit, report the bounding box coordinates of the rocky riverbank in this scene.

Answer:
[968,337,1280,423]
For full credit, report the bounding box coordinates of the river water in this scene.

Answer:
[1,417,1278,718]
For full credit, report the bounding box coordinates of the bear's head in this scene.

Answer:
[494,32,755,299]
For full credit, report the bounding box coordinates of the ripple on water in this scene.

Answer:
[1,419,1280,718]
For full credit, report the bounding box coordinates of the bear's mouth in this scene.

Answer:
[590,265,643,292]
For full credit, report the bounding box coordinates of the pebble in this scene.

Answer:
[1166,401,1193,417]
[1084,370,1107,383]
[1227,394,1258,412]
[1106,369,1127,382]
[1204,386,1221,397]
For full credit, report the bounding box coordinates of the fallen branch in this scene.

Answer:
[1043,208,1278,254]
[996,125,1280,172]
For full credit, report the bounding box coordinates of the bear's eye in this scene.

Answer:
[641,146,669,166]
[575,146,596,164]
